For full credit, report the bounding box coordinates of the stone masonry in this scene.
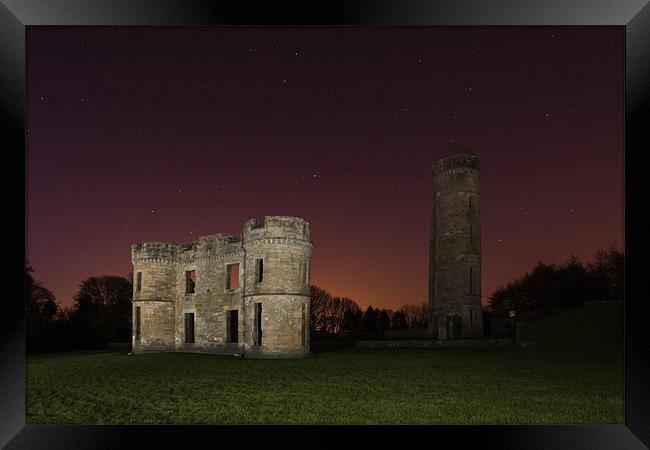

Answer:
[131,216,313,359]
[428,143,484,339]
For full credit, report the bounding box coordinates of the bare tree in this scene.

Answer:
[400,302,429,328]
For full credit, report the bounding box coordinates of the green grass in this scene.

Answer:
[27,304,623,424]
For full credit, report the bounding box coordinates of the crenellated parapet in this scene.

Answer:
[132,242,183,264]
[433,153,480,178]
[243,216,311,243]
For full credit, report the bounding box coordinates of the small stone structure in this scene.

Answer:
[131,216,313,359]
[428,143,484,339]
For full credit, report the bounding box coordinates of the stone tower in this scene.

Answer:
[428,143,484,339]
[241,216,313,358]
[131,215,313,359]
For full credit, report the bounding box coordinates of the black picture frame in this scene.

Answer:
[3,1,648,448]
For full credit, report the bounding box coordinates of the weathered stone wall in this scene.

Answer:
[173,234,245,354]
[131,216,312,358]
[242,295,310,359]
[132,300,175,352]
[429,145,484,339]
[242,216,312,358]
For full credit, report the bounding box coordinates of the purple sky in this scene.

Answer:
[26,26,624,311]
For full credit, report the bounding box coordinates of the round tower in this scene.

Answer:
[131,242,181,352]
[241,216,313,358]
[429,143,484,339]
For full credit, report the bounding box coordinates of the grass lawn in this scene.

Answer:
[26,304,623,424]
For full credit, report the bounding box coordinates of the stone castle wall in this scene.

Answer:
[132,216,313,358]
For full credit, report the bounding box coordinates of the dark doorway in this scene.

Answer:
[227,310,238,343]
[135,306,141,340]
[446,315,462,339]
[184,312,195,343]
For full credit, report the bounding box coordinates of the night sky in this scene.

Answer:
[26,26,624,311]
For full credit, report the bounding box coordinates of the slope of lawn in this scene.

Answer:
[26,304,623,424]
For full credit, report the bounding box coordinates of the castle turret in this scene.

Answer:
[131,242,181,351]
[241,216,313,358]
[429,143,484,339]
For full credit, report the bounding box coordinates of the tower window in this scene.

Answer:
[185,270,196,294]
[136,272,142,292]
[253,303,263,346]
[301,303,307,346]
[469,224,474,245]
[256,259,264,283]
[301,261,309,285]
[226,263,240,290]
[135,306,141,340]
[470,309,474,325]
[469,196,474,209]
[184,313,195,343]
[227,310,238,343]
[469,267,473,294]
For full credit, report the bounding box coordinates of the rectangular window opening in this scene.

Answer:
[301,303,307,346]
[135,306,141,340]
[256,259,264,283]
[469,267,473,294]
[469,224,474,245]
[185,270,196,294]
[226,263,240,290]
[184,312,195,343]
[469,196,474,209]
[136,272,142,292]
[227,310,238,343]
[302,261,308,285]
[470,309,474,325]
[253,302,262,346]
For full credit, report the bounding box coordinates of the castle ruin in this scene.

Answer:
[428,143,484,339]
[131,216,313,359]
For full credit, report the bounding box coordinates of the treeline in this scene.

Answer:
[26,262,132,353]
[487,245,624,313]
[310,285,428,337]
[26,260,431,352]
[26,245,623,352]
